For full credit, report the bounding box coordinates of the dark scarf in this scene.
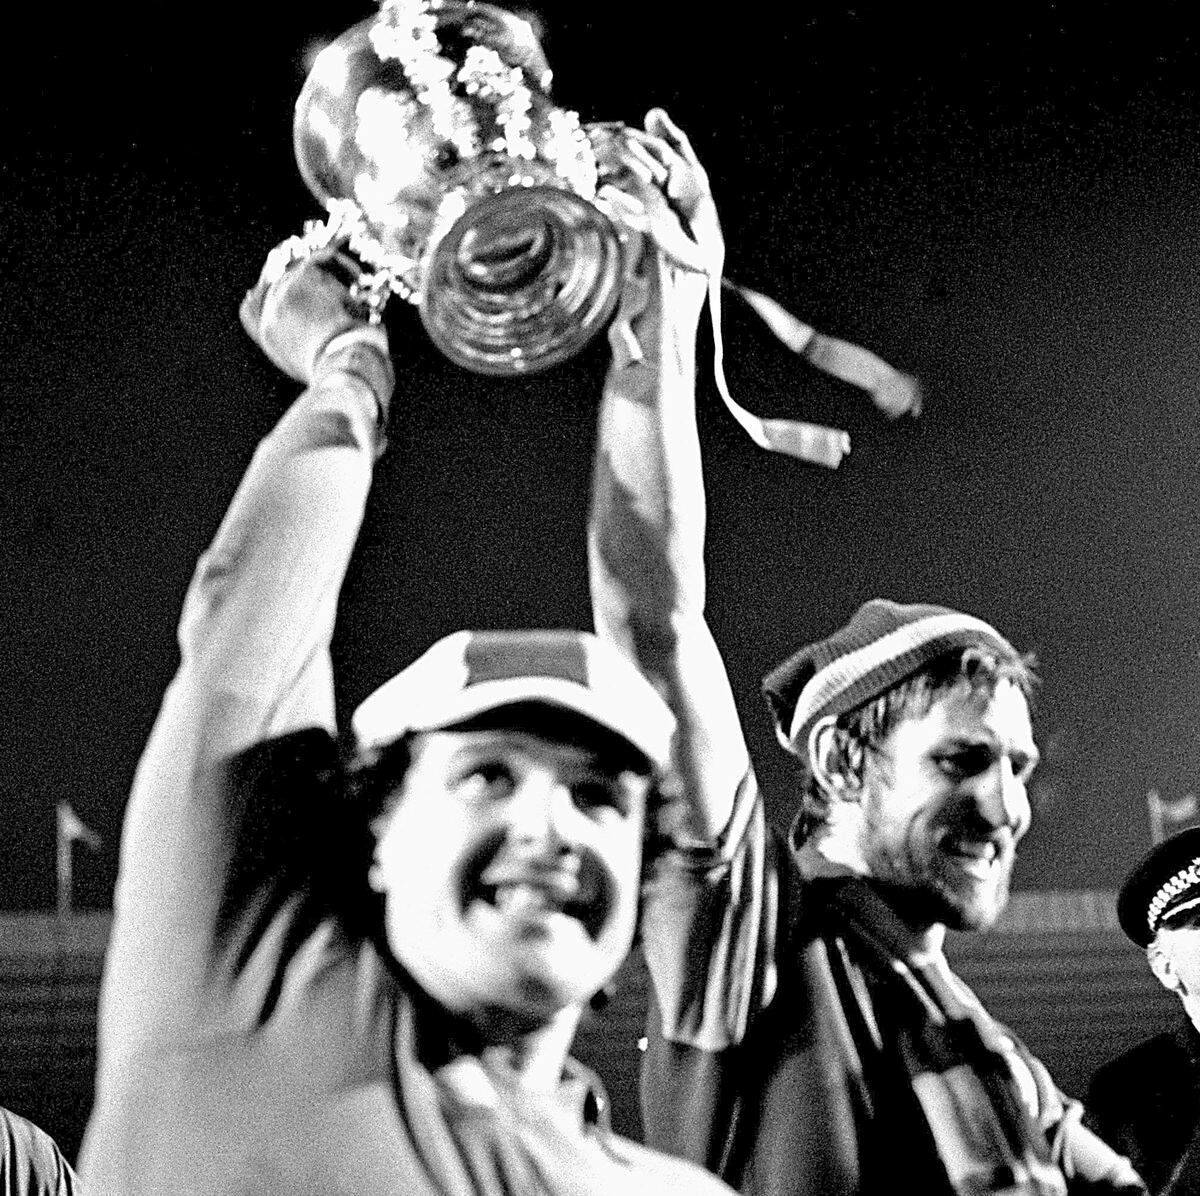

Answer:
[819,877,1067,1196]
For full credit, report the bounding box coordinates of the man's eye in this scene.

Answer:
[572,781,629,817]
[935,749,990,779]
[459,763,515,800]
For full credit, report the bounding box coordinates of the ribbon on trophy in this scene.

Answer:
[593,130,919,468]
[272,0,921,468]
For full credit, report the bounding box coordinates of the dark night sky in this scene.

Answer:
[3,2,1200,909]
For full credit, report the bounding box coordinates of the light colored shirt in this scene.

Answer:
[78,370,736,1196]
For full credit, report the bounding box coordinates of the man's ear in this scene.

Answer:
[367,858,386,894]
[1148,937,1183,995]
[808,716,863,803]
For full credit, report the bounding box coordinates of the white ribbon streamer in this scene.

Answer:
[600,179,919,469]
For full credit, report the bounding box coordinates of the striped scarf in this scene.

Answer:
[821,879,1068,1196]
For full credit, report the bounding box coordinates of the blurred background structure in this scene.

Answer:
[0,899,1183,1158]
[4,0,1200,1159]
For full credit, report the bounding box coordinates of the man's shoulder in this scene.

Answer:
[0,1105,65,1155]
[1100,1028,1188,1071]
[605,1132,736,1194]
[1089,1025,1194,1095]
[0,1107,77,1193]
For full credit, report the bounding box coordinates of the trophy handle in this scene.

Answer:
[260,202,412,326]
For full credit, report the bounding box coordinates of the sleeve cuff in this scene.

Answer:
[653,768,763,871]
[314,328,395,426]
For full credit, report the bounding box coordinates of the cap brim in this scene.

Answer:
[1117,827,1200,946]
[371,674,670,771]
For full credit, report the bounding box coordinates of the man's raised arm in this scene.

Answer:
[101,250,395,1048]
[588,110,750,843]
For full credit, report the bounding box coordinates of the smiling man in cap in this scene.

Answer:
[588,111,1145,1195]
[1085,828,1200,1194]
[77,245,738,1196]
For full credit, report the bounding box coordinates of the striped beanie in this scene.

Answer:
[763,599,1022,760]
[352,628,675,771]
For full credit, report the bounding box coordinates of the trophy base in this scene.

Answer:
[420,185,624,376]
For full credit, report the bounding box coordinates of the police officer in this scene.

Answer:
[1087,828,1200,1194]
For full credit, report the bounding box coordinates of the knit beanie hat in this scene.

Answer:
[763,599,1022,760]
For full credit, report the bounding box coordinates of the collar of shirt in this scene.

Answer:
[434,1049,611,1137]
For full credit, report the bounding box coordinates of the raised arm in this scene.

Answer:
[588,111,750,842]
[100,250,394,1047]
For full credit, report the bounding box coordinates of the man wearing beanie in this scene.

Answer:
[77,232,739,1192]
[588,116,1144,1194]
[1084,828,1200,1193]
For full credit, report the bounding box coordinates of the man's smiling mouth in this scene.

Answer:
[940,836,1003,881]
[474,860,604,934]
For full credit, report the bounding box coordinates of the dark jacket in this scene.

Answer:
[1086,1019,1200,1195]
[640,793,1145,1196]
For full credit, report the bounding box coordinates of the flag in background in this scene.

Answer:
[55,801,101,916]
[1147,789,1199,846]
[56,802,101,851]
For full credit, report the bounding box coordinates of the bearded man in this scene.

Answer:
[587,107,1146,1196]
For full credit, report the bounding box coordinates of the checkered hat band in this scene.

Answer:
[464,633,589,688]
[786,612,1016,748]
[1147,858,1200,935]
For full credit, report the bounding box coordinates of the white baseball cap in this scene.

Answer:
[351,629,675,771]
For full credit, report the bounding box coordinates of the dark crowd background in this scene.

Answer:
[3,2,1200,910]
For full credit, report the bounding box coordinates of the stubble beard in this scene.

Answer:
[927,851,1012,933]
[865,833,1013,934]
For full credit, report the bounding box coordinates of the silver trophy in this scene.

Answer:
[277,0,921,459]
[283,0,625,375]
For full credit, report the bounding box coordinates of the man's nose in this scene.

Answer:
[976,759,1031,836]
[508,770,574,844]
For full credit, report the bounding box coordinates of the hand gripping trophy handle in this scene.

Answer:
[259,202,396,325]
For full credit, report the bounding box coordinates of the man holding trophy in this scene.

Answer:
[585,79,1149,1196]
[77,3,746,1193]
[80,0,1077,1190]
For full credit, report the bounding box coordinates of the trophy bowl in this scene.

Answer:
[291,0,625,375]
